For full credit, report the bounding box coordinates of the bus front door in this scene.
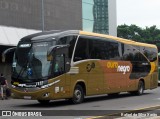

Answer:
[49,45,71,98]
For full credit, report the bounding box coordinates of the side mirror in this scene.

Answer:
[2,47,16,62]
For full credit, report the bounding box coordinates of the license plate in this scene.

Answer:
[24,96,31,99]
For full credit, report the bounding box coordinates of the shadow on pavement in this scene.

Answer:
[11,92,151,108]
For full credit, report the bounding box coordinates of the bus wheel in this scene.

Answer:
[131,80,144,95]
[71,85,84,104]
[136,80,144,95]
[38,100,50,105]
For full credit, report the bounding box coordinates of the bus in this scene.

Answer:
[3,30,158,104]
[158,53,160,84]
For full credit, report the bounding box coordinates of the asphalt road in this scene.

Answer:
[1,87,160,119]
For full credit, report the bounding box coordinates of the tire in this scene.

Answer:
[71,85,84,104]
[38,100,50,105]
[130,80,144,95]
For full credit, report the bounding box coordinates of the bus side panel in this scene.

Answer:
[69,60,104,96]
[69,61,89,96]
[50,74,69,99]
[149,62,158,89]
[87,61,104,95]
[99,60,135,93]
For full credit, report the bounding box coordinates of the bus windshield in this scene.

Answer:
[12,41,56,82]
[11,35,77,84]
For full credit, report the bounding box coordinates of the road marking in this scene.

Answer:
[115,116,160,119]
[135,105,160,111]
[87,105,160,119]
[86,116,104,119]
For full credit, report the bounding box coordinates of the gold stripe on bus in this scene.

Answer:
[149,62,156,75]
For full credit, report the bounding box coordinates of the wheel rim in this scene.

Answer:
[74,89,82,102]
[139,82,144,94]
[139,86,143,94]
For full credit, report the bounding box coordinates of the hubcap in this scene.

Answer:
[139,84,143,94]
[74,89,81,101]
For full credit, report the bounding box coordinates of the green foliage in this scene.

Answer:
[117,24,160,51]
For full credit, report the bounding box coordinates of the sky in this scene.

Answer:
[117,0,160,28]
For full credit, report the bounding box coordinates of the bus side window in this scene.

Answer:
[57,36,77,59]
[142,47,157,62]
[54,54,65,76]
[68,37,76,59]
[88,39,105,59]
[74,38,88,61]
[107,42,120,60]
[88,38,121,60]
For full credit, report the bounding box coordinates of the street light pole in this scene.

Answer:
[41,0,45,31]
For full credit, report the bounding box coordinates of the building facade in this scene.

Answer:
[0,0,116,35]
[82,0,117,36]
[0,0,82,31]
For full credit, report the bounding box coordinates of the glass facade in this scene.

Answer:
[82,0,109,34]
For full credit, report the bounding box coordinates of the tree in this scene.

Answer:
[117,24,160,51]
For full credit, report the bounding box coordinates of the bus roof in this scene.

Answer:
[19,30,157,49]
[79,31,157,49]
[20,30,79,42]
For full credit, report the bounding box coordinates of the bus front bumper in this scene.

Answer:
[11,87,54,100]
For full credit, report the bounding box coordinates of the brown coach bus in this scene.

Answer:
[4,30,158,104]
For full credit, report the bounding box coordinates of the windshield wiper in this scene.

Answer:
[16,59,29,80]
[29,62,40,81]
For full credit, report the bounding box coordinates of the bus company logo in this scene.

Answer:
[86,62,95,72]
[117,65,130,74]
[107,62,130,74]
[107,62,118,69]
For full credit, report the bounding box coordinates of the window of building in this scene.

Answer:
[82,19,94,32]
[82,0,109,34]
[82,2,94,20]
[82,0,94,4]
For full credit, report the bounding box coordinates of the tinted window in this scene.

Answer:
[123,45,158,62]
[73,36,121,61]
[141,47,157,62]
[57,36,77,59]
[54,54,65,77]
[74,38,88,61]
[122,44,151,79]
[122,44,148,62]
[88,38,120,60]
